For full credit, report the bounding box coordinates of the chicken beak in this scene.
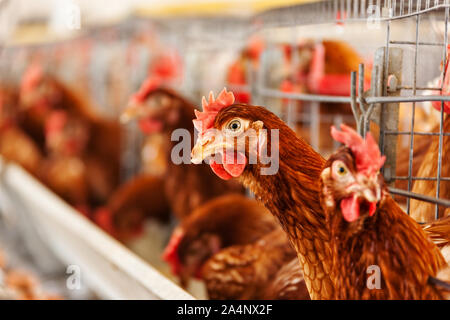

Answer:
[358,175,381,203]
[191,132,231,164]
[120,102,141,124]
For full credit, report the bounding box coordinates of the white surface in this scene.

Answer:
[0,157,194,300]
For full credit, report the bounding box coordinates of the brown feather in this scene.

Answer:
[202,229,296,299]
[321,147,449,299]
[213,104,333,299]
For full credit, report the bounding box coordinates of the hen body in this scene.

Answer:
[410,114,450,222]
[95,174,170,240]
[0,86,42,176]
[20,77,122,204]
[202,229,297,299]
[261,258,309,300]
[165,194,277,285]
[196,103,333,299]
[320,139,449,299]
[156,89,243,220]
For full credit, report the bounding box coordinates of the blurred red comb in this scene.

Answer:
[151,52,181,80]
[193,88,235,135]
[162,228,185,275]
[331,124,385,176]
[129,76,162,105]
[432,44,450,114]
[21,63,44,95]
[45,110,67,137]
[246,35,265,61]
[128,51,181,105]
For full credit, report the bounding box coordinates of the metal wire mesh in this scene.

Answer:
[252,0,450,217]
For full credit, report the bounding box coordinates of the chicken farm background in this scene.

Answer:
[0,0,448,300]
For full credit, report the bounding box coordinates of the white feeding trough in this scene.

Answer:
[0,157,194,300]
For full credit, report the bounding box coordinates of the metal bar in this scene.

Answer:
[256,87,352,103]
[286,31,299,129]
[389,41,444,47]
[358,64,367,134]
[435,6,449,219]
[389,187,450,208]
[384,131,450,136]
[392,176,450,181]
[396,85,443,90]
[358,63,366,111]
[380,45,402,187]
[406,14,421,214]
[311,101,320,151]
[257,92,450,106]
[255,1,450,29]
[350,71,361,133]
[380,17,391,182]
[365,95,450,103]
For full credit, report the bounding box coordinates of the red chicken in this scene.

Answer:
[93,174,170,241]
[190,89,332,299]
[261,258,309,300]
[226,35,265,104]
[161,194,277,286]
[0,84,43,176]
[39,110,117,210]
[319,124,449,299]
[39,110,90,209]
[280,40,371,151]
[201,229,304,300]
[121,85,243,221]
[19,63,123,203]
[410,47,450,222]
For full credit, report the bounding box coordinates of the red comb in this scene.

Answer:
[21,63,44,95]
[129,76,162,105]
[45,110,67,137]
[246,35,265,61]
[128,51,181,105]
[193,88,235,135]
[331,124,386,175]
[151,52,181,79]
[432,45,450,114]
[162,228,185,275]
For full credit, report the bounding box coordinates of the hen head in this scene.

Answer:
[162,227,221,285]
[191,88,283,180]
[320,124,386,223]
[45,110,89,156]
[121,82,189,135]
[120,51,183,134]
[20,63,61,113]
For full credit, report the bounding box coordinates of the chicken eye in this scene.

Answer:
[337,165,347,175]
[227,119,241,132]
[332,160,350,179]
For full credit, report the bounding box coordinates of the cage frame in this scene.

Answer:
[250,0,450,218]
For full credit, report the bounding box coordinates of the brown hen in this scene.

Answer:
[201,229,297,300]
[121,85,243,220]
[162,194,277,286]
[191,90,332,299]
[20,65,122,203]
[0,84,42,176]
[319,124,449,299]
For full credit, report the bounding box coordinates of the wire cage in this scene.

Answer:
[247,0,450,222]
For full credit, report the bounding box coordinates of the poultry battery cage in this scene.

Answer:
[0,0,449,300]
[248,0,450,221]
